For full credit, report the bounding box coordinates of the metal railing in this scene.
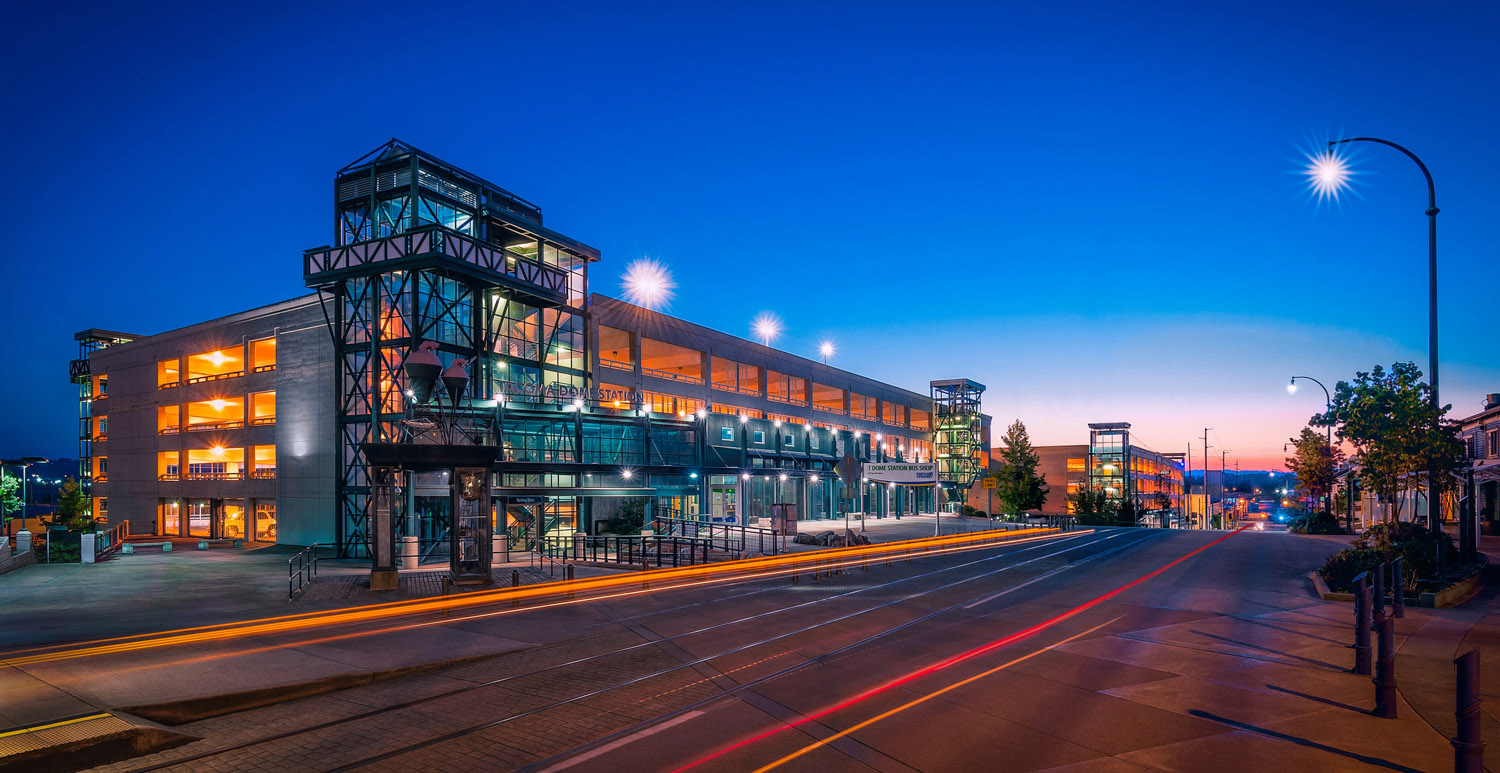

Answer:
[537,534,732,568]
[288,543,319,600]
[185,371,243,385]
[650,515,781,556]
[96,521,128,559]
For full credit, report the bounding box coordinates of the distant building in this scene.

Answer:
[1001,422,1184,517]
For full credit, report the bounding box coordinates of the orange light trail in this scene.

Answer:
[86,530,1086,674]
[752,617,1121,772]
[2,527,1073,667]
[672,526,1249,772]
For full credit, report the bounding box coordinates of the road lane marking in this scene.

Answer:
[541,711,704,772]
[751,618,1121,772]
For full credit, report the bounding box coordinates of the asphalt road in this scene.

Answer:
[77,526,1440,773]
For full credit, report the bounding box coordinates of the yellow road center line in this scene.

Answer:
[751,617,1120,772]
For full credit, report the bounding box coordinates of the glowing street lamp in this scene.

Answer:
[819,340,835,365]
[1308,136,1441,525]
[1287,376,1332,446]
[752,312,782,347]
[621,258,676,311]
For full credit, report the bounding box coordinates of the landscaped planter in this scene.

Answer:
[1310,555,1489,608]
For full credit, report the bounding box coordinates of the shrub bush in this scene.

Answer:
[1318,520,1460,592]
[1288,511,1344,535]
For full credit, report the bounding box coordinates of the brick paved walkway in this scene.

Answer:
[296,565,558,603]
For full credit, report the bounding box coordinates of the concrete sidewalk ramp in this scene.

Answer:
[0,711,196,773]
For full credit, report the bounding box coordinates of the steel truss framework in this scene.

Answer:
[932,379,985,493]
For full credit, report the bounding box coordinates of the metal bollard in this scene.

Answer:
[1353,572,1372,676]
[792,561,799,584]
[1373,617,1396,718]
[511,569,520,609]
[566,564,574,600]
[441,576,451,618]
[1453,650,1484,773]
[1373,562,1387,628]
[1392,556,1405,619]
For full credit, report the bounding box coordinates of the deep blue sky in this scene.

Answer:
[2,0,1496,470]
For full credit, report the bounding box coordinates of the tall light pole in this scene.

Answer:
[2,457,48,537]
[1315,137,1440,526]
[1288,376,1332,446]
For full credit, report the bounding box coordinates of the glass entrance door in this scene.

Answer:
[709,482,737,524]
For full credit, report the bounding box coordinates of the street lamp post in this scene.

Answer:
[1316,137,1441,527]
[2,457,48,539]
[1288,376,1332,446]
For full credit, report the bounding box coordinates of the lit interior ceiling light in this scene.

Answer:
[204,350,234,367]
[211,446,226,456]
[621,257,676,310]
[208,399,230,412]
[621,469,633,480]
[1304,148,1354,203]
[742,472,751,480]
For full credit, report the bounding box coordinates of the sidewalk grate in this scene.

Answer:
[0,713,132,760]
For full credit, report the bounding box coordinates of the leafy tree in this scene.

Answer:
[1311,362,1465,524]
[1285,427,1343,515]
[1071,488,1117,526]
[0,470,21,529]
[1116,497,1141,527]
[989,420,1049,516]
[47,477,94,532]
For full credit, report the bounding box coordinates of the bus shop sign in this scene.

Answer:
[863,462,937,485]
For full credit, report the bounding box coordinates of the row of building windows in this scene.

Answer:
[153,446,276,480]
[156,392,275,434]
[158,340,277,388]
[598,325,929,428]
[159,499,277,541]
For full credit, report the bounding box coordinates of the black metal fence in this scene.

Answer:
[537,534,733,568]
[288,543,320,600]
[649,515,781,556]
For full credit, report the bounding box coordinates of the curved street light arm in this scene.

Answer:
[1329,137,1437,213]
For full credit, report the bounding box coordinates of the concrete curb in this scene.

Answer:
[117,650,519,725]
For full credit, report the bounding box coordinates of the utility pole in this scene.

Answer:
[1203,428,1212,529]
[1221,450,1228,524]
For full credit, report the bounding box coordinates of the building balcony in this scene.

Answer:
[599,359,633,373]
[642,367,705,385]
[160,427,181,435]
[159,382,180,390]
[159,473,179,481]
[251,417,276,426]
[250,468,276,480]
[768,394,808,407]
[184,471,244,481]
[187,421,245,432]
[253,363,276,374]
[304,225,569,305]
[812,404,846,415]
[185,371,243,385]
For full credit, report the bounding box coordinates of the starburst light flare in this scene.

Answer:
[752,312,782,347]
[819,340,835,364]
[1304,149,1354,203]
[621,258,676,310]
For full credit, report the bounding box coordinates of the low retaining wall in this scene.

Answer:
[1310,557,1489,609]
[0,547,36,576]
